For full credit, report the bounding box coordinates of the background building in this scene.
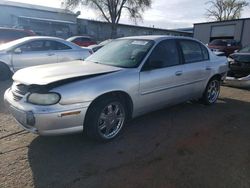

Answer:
[194,18,250,46]
[0,0,79,38]
[0,0,192,40]
[78,19,192,41]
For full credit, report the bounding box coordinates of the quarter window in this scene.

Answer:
[179,40,204,63]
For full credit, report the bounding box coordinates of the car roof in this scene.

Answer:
[68,36,92,39]
[21,36,62,40]
[119,35,194,42]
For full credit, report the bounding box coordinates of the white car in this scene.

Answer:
[0,36,93,80]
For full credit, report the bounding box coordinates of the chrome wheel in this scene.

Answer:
[207,80,220,103]
[98,102,125,139]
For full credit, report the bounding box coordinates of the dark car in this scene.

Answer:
[208,39,241,57]
[227,45,250,78]
[67,36,97,47]
[0,27,36,44]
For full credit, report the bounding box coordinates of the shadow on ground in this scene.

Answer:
[28,98,250,188]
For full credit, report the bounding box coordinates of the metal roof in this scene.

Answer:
[18,16,76,24]
[194,18,250,25]
[0,0,76,15]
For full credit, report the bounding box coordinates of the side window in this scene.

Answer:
[179,40,203,63]
[145,40,180,69]
[201,44,209,60]
[18,40,45,52]
[53,41,72,50]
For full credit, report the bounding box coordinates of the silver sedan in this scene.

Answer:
[4,36,228,141]
[0,36,93,80]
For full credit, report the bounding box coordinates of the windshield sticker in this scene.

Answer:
[131,41,148,45]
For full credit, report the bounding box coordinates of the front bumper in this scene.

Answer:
[4,88,90,136]
[224,75,250,88]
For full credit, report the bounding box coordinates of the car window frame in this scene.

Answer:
[141,39,182,71]
[177,39,209,64]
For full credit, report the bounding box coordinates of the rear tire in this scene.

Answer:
[202,77,221,105]
[84,96,127,141]
[0,63,11,81]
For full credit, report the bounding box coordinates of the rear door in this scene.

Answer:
[138,39,186,113]
[12,40,57,71]
[177,39,211,98]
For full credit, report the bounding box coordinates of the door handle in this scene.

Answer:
[206,66,212,71]
[47,53,55,56]
[175,71,183,76]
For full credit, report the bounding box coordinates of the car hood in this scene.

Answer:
[13,60,123,85]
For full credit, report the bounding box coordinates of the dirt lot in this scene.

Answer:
[0,80,250,188]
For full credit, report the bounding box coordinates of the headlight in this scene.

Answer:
[27,93,61,105]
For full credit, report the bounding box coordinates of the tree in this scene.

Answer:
[206,0,249,21]
[64,0,152,38]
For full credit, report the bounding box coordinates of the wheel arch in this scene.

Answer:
[85,90,134,122]
[0,61,12,80]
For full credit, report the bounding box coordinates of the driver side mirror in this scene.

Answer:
[13,48,22,54]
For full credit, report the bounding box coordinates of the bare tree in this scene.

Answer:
[206,0,249,21]
[64,0,152,38]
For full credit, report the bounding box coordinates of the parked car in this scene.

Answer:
[4,36,228,141]
[89,39,113,52]
[67,36,97,47]
[0,36,93,80]
[0,27,36,44]
[208,39,241,57]
[225,44,250,88]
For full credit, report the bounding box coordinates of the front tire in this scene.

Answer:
[202,78,221,105]
[85,96,127,141]
[0,63,11,81]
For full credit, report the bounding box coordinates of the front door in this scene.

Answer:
[12,40,57,71]
[138,39,186,114]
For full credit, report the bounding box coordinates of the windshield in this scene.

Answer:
[0,37,28,50]
[86,39,154,68]
[239,45,250,53]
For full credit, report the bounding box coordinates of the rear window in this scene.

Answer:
[210,40,228,46]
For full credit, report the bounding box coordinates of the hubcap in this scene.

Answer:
[207,80,220,103]
[98,102,125,139]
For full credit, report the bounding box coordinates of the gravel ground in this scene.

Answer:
[0,80,250,188]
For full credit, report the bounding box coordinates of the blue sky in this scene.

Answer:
[7,0,250,29]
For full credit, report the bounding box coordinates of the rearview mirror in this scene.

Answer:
[13,48,22,54]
